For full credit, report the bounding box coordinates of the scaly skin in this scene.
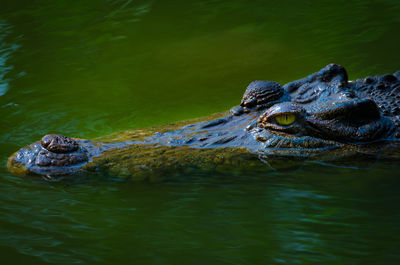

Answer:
[7,64,400,179]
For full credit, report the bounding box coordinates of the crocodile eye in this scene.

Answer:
[258,103,304,129]
[275,114,296,125]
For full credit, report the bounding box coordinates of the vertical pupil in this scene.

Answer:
[275,114,295,125]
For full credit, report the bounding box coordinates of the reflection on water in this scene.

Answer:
[1,0,400,264]
[0,21,19,96]
[105,0,152,21]
[1,164,400,264]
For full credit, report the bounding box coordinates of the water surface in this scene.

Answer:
[1,0,400,264]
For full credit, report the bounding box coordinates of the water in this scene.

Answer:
[1,0,400,264]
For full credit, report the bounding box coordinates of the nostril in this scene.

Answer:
[41,134,79,153]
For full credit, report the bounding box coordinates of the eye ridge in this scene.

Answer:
[274,113,296,126]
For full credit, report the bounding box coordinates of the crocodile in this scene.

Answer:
[7,64,400,180]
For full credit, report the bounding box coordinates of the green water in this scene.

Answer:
[1,0,400,264]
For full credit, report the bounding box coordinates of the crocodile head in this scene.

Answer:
[238,64,399,157]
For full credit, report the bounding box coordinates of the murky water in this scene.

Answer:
[1,0,400,264]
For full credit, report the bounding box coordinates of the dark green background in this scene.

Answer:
[1,0,400,264]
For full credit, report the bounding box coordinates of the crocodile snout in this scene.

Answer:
[8,134,89,177]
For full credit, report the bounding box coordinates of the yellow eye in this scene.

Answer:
[275,113,296,125]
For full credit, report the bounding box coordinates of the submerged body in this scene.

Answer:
[8,64,400,179]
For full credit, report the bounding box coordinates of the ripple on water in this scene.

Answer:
[0,20,20,97]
